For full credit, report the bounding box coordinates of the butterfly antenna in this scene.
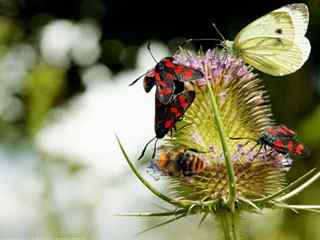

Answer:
[181,38,221,48]
[147,42,158,63]
[129,72,146,86]
[138,136,157,160]
[211,22,226,42]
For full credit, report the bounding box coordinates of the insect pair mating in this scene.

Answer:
[130,45,204,160]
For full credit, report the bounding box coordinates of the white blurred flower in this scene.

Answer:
[0,148,42,236]
[82,63,111,88]
[40,20,76,67]
[40,19,101,67]
[71,20,101,67]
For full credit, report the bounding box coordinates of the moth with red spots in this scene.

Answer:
[257,125,309,157]
[138,90,195,160]
[130,57,203,104]
[155,90,195,138]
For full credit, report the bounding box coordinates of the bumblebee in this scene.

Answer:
[157,148,207,177]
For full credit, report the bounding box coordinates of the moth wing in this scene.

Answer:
[154,96,170,138]
[154,91,195,138]
[143,70,156,93]
[173,64,204,82]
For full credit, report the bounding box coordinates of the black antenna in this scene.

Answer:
[129,42,159,86]
[181,38,221,47]
[147,42,158,63]
[138,136,157,160]
[229,136,256,142]
[211,22,226,42]
[129,72,146,86]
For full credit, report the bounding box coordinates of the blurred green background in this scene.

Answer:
[0,0,319,239]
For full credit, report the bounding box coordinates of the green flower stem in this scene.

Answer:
[217,211,237,240]
[206,81,236,211]
[116,135,184,207]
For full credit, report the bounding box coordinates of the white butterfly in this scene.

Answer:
[224,3,310,76]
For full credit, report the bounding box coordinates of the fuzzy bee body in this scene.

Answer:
[157,148,207,177]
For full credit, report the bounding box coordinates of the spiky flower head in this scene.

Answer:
[152,48,289,202]
[117,45,320,238]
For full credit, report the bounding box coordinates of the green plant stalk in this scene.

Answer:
[206,82,236,211]
[217,211,237,240]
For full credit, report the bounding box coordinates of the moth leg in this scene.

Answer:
[251,144,263,159]
[151,138,159,159]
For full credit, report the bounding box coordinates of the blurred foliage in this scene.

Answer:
[299,106,320,147]
[25,63,66,135]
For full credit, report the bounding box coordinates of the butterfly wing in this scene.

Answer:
[233,3,310,76]
[155,91,195,138]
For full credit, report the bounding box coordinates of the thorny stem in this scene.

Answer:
[117,209,186,217]
[205,66,236,212]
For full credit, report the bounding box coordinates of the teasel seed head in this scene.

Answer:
[152,48,290,201]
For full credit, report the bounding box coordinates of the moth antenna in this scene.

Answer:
[211,22,226,42]
[129,72,146,86]
[229,136,256,142]
[147,42,158,63]
[138,136,157,160]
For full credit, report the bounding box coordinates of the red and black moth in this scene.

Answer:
[257,125,309,157]
[231,125,309,158]
[155,90,195,138]
[130,57,203,104]
[138,90,195,160]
